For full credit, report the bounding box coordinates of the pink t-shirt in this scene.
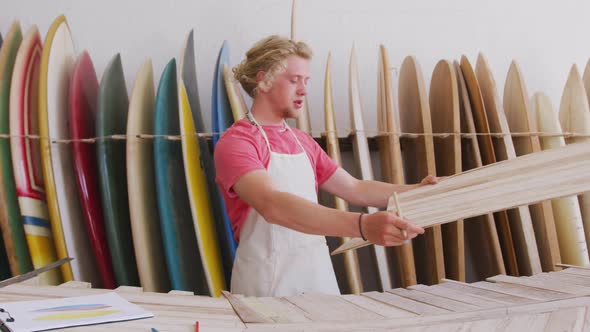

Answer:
[214,119,339,242]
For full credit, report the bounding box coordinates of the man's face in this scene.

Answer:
[262,55,310,119]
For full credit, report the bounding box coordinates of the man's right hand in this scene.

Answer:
[361,211,424,246]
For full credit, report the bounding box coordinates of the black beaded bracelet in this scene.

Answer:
[358,212,367,241]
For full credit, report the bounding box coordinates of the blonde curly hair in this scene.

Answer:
[233,35,313,98]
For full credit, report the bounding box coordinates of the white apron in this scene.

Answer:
[230,114,340,297]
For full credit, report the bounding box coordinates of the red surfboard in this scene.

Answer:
[69,51,116,289]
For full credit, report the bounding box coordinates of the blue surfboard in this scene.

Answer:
[154,59,205,293]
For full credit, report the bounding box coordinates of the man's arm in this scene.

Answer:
[232,170,424,246]
[320,167,439,208]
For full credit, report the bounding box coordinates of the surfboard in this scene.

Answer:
[349,46,391,291]
[69,51,116,289]
[564,64,590,254]
[459,55,519,277]
[154,59,204,293]
[324,53,363,294]
[429,59,465,282]
[558,64,590,262]
[39,15,99,283]
[212,41,235,145]
[454,61,505,281]
[211,42,237,281]
[291,0,312,134]
[10,26,61,285]
[0,21,32,276]
[398,55,445,285]
[0,31,8,280]
[532,91,589,266]
[179,78,226,297]
[376,45,416,288]
[126,58,169,292]
[96,54,139,286]
[223,64,247,122]
[181,30,235,285]
[502,60,561,272]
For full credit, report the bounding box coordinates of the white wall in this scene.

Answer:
[3,0,590,136]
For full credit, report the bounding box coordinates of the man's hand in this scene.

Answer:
[420,175,440,186]
[361,211,424,246]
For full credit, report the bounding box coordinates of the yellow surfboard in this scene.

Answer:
[38,15,77,281]
[178,79,226,297]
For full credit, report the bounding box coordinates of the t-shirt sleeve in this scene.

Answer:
[214,132,266,197]
[306,135,339,185]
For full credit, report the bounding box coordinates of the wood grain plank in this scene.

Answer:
[285,293,384,321]
[388,287,478,312]
[341,294,416,318]
[362,291,449,315]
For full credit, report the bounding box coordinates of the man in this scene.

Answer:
[214,35,438,297]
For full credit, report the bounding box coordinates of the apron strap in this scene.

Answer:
[246,112,306,155]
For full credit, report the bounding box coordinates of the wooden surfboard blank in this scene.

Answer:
[460,55,518,277]
[503,60,561,272]
[429,59,465,282]
[454,61,505,280]
[333,140,590,256]
[377,45,416,287]
[533,92,589,266]
[559,64,590,262]
[349,46,391,290]
[223,64,247,122]
[398,56,445,285]
[474,54,541,276]
[324,53,363,294]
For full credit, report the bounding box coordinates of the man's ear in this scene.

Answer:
[255,71,270,93]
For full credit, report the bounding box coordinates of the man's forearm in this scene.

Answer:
[344,180,419,208]
[260,191,362,237]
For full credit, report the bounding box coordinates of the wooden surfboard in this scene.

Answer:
[97,54,139,286]
[39,15,99,283]
[377,45,416,287]
[565,63,590,253]
[126,59,169,292]
[179,78,226,297]
[398,55,445,285]
[558,64,590,262]
[291,0,312,134]
[155,59,204,293]
[533,91,589,266]
[324,53,363,294]
[182,31,235,285]
[223,64,247,122]
[454,61,505,281]
[502,60,561,272]
[429,59,465,282]
[459,55,519,277]
[0,21,33,276]
[69,51,116,289]
[10,26,61,285]
[349,46,391,290]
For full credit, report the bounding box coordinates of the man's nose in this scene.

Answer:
[297,82,307,96]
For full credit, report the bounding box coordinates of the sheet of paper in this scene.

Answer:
[0,292,153,331]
